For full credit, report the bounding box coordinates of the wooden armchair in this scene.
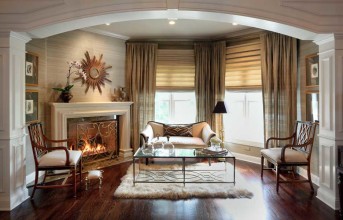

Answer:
[28,122,82,199]
[261,121,318,192]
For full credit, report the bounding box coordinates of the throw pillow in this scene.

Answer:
[163,124,193,137]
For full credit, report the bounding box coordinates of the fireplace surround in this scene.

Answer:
[50,102,133,159]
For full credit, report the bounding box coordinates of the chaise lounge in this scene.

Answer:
[140,121,216,148]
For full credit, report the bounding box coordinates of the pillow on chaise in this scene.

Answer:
[163,124,193,137]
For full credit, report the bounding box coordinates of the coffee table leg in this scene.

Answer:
[182,158,185,186]
[133,157,136,186]
[233,157,236,185]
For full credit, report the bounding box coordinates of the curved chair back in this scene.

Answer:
[28,122,48,166]
[292,121,318,160]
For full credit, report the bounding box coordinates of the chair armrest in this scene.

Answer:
[265,134,295,149]
[43,135,75,150]
[202,124,216,145]
[140,124,154,146]
[47,146,71,166]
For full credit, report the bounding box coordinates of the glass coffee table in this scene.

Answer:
[132,148,236,186]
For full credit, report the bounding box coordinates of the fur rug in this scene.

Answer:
[114,162,253,200]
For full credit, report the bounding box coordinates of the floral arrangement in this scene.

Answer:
[210,136,222,145]
[52,61,86,93]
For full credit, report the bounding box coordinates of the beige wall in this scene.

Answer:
[25,30,126,175]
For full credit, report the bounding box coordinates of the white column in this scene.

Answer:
[0,32,31,210]
[315,34,343,210]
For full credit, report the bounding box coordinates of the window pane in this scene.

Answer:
[155,91,196,124]
[223,91,264,147]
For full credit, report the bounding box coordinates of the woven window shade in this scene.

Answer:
[225,37,262,89]
[156,49,195,90]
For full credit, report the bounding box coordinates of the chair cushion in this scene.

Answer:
[261,148,308,163]
[38,150,82,166]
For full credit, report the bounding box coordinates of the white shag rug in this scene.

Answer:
[114,162,253,200]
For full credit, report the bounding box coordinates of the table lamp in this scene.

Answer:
[212,101,227,141]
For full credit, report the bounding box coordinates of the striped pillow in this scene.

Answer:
[163,125,193,137]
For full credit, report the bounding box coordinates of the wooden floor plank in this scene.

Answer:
[0,160,339,220]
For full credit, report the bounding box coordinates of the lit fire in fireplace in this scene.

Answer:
[78,134,108,157]
[68,119,119,164]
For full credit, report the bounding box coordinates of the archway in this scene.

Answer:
[0,3,340,211]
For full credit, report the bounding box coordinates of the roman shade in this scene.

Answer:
[156,49,195,90]
[225,37,262,89]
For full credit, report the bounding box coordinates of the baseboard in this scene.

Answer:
[26,171,44,186]
[231,152,261,164]
[297,167,319,186]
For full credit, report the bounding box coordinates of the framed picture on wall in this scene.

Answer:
[25,90,39,123]
[306,53,319,87]
[306,91,319,122]
[25,52,39,86]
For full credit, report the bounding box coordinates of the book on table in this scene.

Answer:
[202,146,228,155]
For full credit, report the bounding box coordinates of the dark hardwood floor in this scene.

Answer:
[0,160,339,220]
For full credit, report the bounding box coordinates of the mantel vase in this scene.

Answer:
[60,92,73,103]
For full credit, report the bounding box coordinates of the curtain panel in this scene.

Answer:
[260,33,297,146]
[194,41,226,135]
[126,43,158,150]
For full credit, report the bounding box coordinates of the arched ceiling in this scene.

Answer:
[0,0,341,40]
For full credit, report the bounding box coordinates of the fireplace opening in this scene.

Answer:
[68,116,119,164]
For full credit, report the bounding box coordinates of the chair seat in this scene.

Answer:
[38,150,82,167]
[261,148,307,164]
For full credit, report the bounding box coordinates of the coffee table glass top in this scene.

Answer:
[134,148,234,158]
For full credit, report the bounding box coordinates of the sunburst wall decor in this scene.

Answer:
[76,51,112,94]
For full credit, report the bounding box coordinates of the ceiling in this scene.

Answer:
[85,19,250,40]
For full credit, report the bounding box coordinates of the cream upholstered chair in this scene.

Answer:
[28,122,82,199]
[261,121,318,192]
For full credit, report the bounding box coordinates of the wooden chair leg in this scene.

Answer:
[73,168,77,198]
[307,165,314,192]
[79,159,82,183]
[276,165,280,193]
[261,156,264,178]
[31,170,39,199]
[42,170,48,184]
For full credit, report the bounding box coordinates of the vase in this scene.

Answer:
[60,92,73,103]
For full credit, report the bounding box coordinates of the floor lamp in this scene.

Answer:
[212,101,227,141]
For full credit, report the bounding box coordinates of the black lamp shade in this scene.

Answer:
[212,101,227,113]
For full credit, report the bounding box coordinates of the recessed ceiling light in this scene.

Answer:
[105,23,111,26]
[232,22,238,26]
[168,18,177,25]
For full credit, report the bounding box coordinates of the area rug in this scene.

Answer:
[114,162,253,199]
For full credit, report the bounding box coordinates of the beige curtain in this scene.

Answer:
[126,43,157,150]
[194,41,226,135]
[260,33,297,146]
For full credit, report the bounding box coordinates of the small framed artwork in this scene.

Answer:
[25,52,39,86]
[25,90,39,123]
[306,53,319,87]
[306,91,319,122]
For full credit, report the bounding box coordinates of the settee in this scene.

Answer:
[140,121,216,148]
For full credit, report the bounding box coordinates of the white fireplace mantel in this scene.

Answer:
[50,102,133,158]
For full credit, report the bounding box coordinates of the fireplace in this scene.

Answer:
[50,102,133,159]
[68,117,119,164]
